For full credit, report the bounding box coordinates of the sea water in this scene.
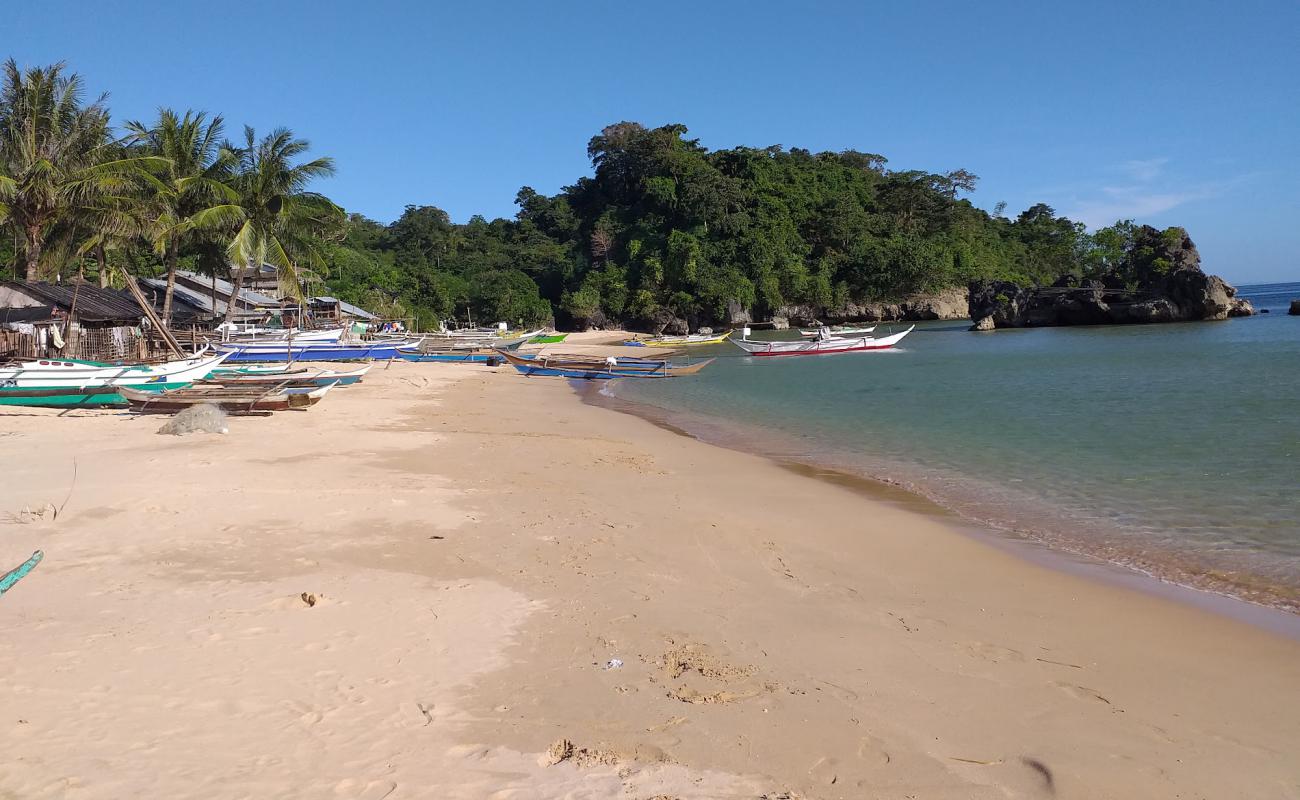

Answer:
[610,283,1300,610]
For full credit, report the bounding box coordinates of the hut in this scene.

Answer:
[0,281,176,360]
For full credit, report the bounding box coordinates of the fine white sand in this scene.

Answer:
[1,358,1297,799]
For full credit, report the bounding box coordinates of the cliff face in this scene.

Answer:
[770,287,970,328]
[585,286,972,334]
[968,227,1253,330]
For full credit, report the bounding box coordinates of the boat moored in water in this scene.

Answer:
[498,349,713,379]
[732,326,914,356]
[798,324,876,338]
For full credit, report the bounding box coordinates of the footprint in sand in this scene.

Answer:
[856,734,893,767]
[759,541,808,589]
[808,755,840,786]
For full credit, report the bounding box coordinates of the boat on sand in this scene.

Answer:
[0,352,232,408]
[119,383,336,414]
[624,331,732,347]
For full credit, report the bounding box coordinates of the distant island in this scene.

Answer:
[0,61,1247,332]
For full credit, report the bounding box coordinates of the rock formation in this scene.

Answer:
[775,286,970,327]
[968,227,1253,330]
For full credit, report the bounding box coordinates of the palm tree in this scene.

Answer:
[124,109,236,323]
[192,127,343,324]
[0,59,163,280]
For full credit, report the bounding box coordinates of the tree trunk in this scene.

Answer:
[222,259,250,325]
[24,225,42,282]
[161,240,179,326]
[97,246,110,288]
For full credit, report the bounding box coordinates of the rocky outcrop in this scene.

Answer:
[774,286,969,326]
[968,226,1253,330]
[1290,300,1300,316]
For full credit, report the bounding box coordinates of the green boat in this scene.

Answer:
[0,352,231,409]
[0,382,196,408]
[528,333,569,344]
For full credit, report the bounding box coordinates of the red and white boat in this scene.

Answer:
[731,326,913,357]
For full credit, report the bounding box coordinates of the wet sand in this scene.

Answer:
[1,359,1297,798]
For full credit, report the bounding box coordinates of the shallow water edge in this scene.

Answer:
[580,379,1300,639]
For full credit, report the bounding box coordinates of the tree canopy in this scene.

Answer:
[0,61,1178,331]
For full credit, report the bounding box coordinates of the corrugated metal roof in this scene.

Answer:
[311,296,378,320]
[173,270,280,307]
[0,281,146,322]
[0,305,59,324]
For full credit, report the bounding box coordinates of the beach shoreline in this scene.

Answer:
[584,378,1300,637]
[2,361,1298,798]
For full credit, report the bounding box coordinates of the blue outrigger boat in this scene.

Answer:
[212,339,420,362]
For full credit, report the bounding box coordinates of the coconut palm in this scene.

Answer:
[0,59,164,280]
[124,108,236,322]
[191,126,343,323]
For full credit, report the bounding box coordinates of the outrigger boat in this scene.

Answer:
[397,348,498,364]
[799,324,875,338]
[498,350,713,379]
[119,383,337,414]
[624,330,732,347]
[211,339,420,362]
[732,326,914,357]
[199,364,370,388]
[216,325,346,343]
[0,352,232,408]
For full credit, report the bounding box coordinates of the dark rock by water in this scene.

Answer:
[1290,299,1300,316]
[968,226,1253,329]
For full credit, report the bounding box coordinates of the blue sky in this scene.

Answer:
[11,0,1299,282]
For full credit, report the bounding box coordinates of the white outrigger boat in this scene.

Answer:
[732,326,914,357]
[799,324,876,338]
[215,323,346,343]
[0,351,233,408]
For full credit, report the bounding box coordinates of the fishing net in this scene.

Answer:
[156,403,229,436]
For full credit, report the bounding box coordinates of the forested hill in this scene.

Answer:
[324,122,1150,330]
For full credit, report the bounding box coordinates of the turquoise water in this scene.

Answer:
[610,282,1300,610]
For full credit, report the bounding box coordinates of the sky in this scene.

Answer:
[10,0,1299,283]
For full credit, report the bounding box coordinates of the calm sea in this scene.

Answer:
[608,282,1300,611]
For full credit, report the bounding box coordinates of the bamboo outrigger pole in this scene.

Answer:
[118,269,185,358]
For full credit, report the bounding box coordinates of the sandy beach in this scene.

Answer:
[2,357,1298,800]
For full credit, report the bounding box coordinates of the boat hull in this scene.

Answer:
[120,383,334,414]
[732,326,914,356]
[0,382,190,408]
[499,350,712,378]
[624,331,732,347]
[398,351,497,363]
[213,341,415,362]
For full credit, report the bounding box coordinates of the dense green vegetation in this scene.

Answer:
[325,122,1154,329]
[1,60,1170,330]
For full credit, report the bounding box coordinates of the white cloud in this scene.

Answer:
[1118,157,1169,183]
[1069,186,1210,229]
